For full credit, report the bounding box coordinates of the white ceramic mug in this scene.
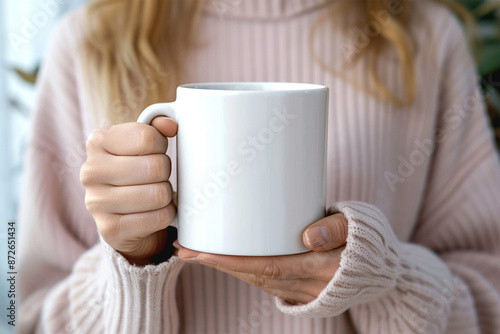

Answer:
[137,82,328,256]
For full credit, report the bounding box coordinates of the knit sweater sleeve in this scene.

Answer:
[18,12,184,334]
[276,12,500,334]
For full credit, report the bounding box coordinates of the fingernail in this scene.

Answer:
[173,240,181,249]
[305,226,329,248]
[183,257,200,264]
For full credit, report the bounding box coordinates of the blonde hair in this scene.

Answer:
[83,0,205,125]
[82,0,474,125]
[311,0,476,108]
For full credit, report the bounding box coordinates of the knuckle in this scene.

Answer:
[98,216,120,239]
[145,155,167,180]
[250,274,268,288]
[79,162,91,185]
[301,253,321,272]
[261,260,283,280]
[84,192,97,212]
[137,127,156,153]
[86,130,103,151]
[149,183,170,206]
[157,204,174,224]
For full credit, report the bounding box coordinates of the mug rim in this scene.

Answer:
[179,81,327,93]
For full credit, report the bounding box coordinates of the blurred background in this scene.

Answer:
[0,1,499,333]
[0,1,87,333]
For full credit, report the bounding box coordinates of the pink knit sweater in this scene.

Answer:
[18,0,500,333]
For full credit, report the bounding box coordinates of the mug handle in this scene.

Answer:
[137,102,177,124]
[137,102,179,229]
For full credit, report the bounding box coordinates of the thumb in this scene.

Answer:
[303,213,348,251]
[151,116,178,138]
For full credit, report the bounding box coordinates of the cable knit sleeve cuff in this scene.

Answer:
[275,201,454,332]
[98,237,184,333]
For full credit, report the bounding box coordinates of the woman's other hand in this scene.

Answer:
[176,213,348,304]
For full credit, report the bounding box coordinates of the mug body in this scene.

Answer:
[173,82,328,255]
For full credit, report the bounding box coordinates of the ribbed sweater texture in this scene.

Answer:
[18,0,500,333]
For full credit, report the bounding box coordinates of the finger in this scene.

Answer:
[98,204,175,245]
[177,249,335,281]
[94,122,169,156]
[175,246,203,261]
[86,182,173,214]
[151,116,178,138]
[174,251,320,305]
[172,192,178,206]
[303,213,348,251]
[261,287,315,305]
[82,153,171,186]
[220,269,326,298]
[176,248,319,304]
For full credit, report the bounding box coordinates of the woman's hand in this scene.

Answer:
[81,117,178,266]
[176,213,348,304]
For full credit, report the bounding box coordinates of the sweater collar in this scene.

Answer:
[204,0,334,20]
